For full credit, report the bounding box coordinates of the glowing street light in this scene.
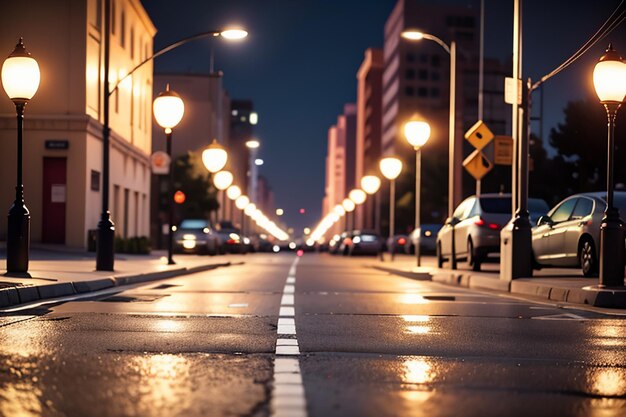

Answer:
[213,170,234,190]
[2,38,40,274]
[227,185,242,200]
[202,139,228,173]
[361,175,381,195]
[404,117,431,267]
[349,189,367,205]
[219,29,248,40]
[592,44,626,286]
[153,84,185,265]
[380,156,403,260]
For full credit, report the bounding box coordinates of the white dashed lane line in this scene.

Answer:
[271,256,308,417]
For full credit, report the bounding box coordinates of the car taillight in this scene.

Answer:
[398,237,407,245]
[227,239,236,244]
[475,218,500,230]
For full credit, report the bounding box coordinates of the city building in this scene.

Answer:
[354,48,384,231]
[229,99,258,200]
[0,0,155,248]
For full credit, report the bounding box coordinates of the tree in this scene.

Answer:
[549,95,626,192]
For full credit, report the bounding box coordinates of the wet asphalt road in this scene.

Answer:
[0,253,625,417]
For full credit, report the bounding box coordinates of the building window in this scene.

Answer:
[431,88,440,98]
[431,72,440,81]
[406,53,415,63]
[420,54,428,63]
[91,170,100,191]
[120,10,125,47]
[418,69,428,80]
[130,27,135,59]
[405,69,415,80]
[418,87,428,97]
[431,55,441,67]
[405,86,415,96]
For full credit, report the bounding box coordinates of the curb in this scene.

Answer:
[0,261,233,309]
[374,265,626,309]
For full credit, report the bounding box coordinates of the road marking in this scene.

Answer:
[531,313,588,320]
[272,257,307,417]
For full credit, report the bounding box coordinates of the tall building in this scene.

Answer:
[381,0,480,231]
[355,48,384,231]
[0,0,155,248]
[229,99,258,199]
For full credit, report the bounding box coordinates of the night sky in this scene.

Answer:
[141,0,626,233]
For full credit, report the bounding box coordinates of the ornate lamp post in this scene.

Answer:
[226,185,242,226]
[342,198,356,232]
[592,44,626,287]
[348,189,366,232]
[1,38,40,275]
[403,118,431,267]
[361,175,382,236]
[379,157,403,261]
[202,139,228,173]
[245,139,260,203]
[153,85,185,265]
[213,170,234,222]
[235,195,250,235]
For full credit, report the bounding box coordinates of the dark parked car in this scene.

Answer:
[405,224,442,254]
[340,230,383,256]
[215,221,247,254]
[173,219,219,255]
[532,191,626,276]
[437,194,549,271]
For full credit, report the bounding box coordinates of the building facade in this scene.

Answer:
[354,48,384,231]
[0,0,155,248]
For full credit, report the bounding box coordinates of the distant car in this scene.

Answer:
[173,219,219,255]
[405,224,442,254]
[341,230,382,256]
[532,191,626,277]
[329,232,346,255]
[214,221,247,254]
[437,194,549,271]
[385,234,409,254]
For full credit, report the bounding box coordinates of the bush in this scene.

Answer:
[114,236,151,254]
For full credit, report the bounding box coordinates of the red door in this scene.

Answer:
[42,157,67,243]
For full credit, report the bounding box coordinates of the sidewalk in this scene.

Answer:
[0,245,242,309]
[370,254,626,310]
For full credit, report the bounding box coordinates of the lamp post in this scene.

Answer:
[401,29,458,218]
[349,189,366,232]
[342,198,356,232]
[227,185,242,225]
[246,139,260,203]
[403,118,431,267]
[153,84,185,265]
[593,44,626,287]
[1,38,40,276]
[379,157,403,261]
[96,0,247,271]
[213,170,234,223]
[361,175,382,235]
[334,204,346,234]
[235,195,250,235]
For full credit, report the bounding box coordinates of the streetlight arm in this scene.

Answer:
[421,33,451,54]
[109,30,222,96]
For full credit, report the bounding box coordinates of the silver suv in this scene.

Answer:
[437,194,549,271]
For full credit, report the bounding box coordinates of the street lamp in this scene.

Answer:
[153,84,185,265]
[1,38,40,275]
[235,195,250,235]
[349,189,367,205]
[592,44,626,287]
[202,139,228,173]
[96,3,248,270]
[342,198,356,232]
[213,170,234,223]
[404,118,431,267]
[246,139,260,203]
[227,185,242,200]
[380,157,403,260]
[401,28,458,218]
[361,175,382,235]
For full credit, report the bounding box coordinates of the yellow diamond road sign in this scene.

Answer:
[464,120,494,151]
[463,149,493,180]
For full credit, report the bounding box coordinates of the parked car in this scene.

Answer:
[405,224,442,254]
[340,230,382,256]
[385,234,409,254]
[437,194,549,271]
[532,191,626,277]
[329,233,346,255]
[173,219,220,255]
[214,221,247,254]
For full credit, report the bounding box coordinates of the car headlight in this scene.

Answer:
[353,236,361,244]
[229,233,240,241]
[183,239,197,249]
[183,234,196,240]
[243,237,250,245]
